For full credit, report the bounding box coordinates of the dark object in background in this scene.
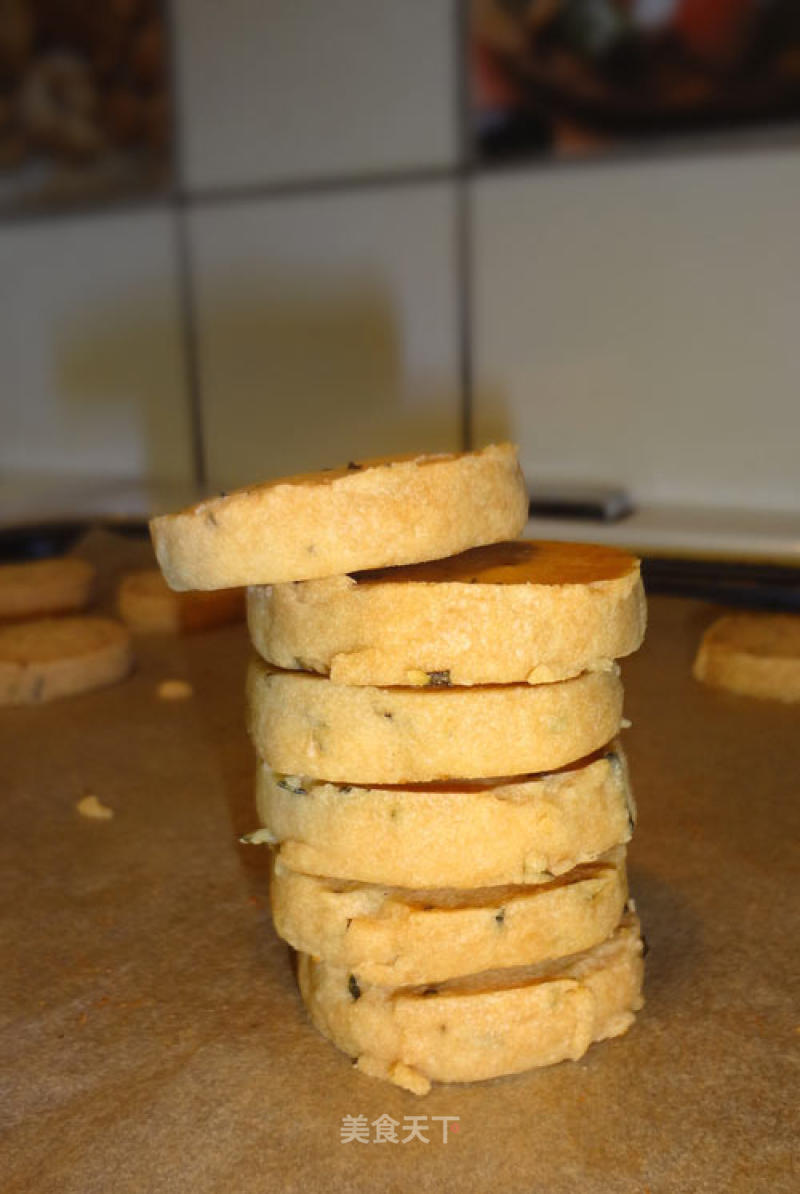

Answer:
[471,0,800,161]
[641,555,800,612]
[0,519,149,562]
[0,0,171,214]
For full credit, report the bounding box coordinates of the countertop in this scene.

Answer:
[2,532,798,1193]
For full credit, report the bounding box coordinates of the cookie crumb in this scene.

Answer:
[77,794,114,820]
[157,679,193,701]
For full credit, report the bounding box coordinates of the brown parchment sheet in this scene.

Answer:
[1,531,798,1193]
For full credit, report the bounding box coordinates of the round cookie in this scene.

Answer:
[149,444,527,590]
[249,539,646,686]
[0,557,95,622]
[246,660,624,783]
[0,616,133,704]
[693,612,800,702]
[273,846,627,987]
[118,568,244,634]
[297,913,644,1094]
[251,746,635,887]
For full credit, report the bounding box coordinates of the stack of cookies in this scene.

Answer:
[151,444,647,1095]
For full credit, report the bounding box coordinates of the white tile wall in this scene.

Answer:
[188,183,460,487]
[174,0,458,191]
[0,209,192,484]
[473,148,800,513]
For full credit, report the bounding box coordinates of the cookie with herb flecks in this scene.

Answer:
[249,539,645,686]
[150,444,528,590]
[272,846,627,988]
[0,616,133,704]
[297,913,645,1095]
[246,660,624,784]
[249,745,634,888]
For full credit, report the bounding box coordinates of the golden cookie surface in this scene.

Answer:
[0,616,133,704]
[694,613,800,702]
[249,539,645,686]
[0,557,95,622]
[150,444,528,589]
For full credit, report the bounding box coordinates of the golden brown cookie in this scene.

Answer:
[249,539,646,686]
[693,612,800,702]
[246,660,624,783]
[251,746,634,887]
[0,616,133,704]
[0,556,95,622]
[118,568,244,633]
[150,444,528,590]
[272,846,627,987]
[297,913,644,1094]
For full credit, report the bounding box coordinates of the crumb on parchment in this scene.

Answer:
[157,679,193,700]
[77,794,114,820]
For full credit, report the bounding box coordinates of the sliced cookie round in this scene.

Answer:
[0,557,95,622]
[252,746,634,887]
[118,568,244,634]
[0,616,133,704]
[246,660,624,783]
[149,444,528,590]
[693,612,800,702]
[297,913,644,1094]
[249,539,646,686]
[272,846,628,987]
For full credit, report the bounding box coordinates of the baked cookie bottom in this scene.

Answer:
[297,913,644,1095]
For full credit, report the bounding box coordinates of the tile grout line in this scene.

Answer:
[454,0,475,452]
[172,209,207,490]
[165,0,207,491]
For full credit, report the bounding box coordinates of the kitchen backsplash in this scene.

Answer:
[1,0,798,515]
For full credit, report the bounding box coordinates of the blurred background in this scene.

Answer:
[0,0,798,578]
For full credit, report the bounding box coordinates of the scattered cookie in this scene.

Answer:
[249,539,646,686]
[119,569,243,634]
[298,913,644,1095]
[0,556,95,622]
[694,612,800,702]
[247,660,624,783]
[253,747,634,888]
[0,616,133,704]
[149,444,528,590]
[272,846,627,987]
[76,794,114,820]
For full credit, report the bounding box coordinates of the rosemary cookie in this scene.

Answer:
[0,556,95,622]
[246,661,624,783]
[150,444,528,590]
[252,746,634,887]
[271,846,627,987]
[0,616,133,704]
[249,539,646,686]
[297,913,644,1094]
[693,612,800,702]
[118,568,244,634]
